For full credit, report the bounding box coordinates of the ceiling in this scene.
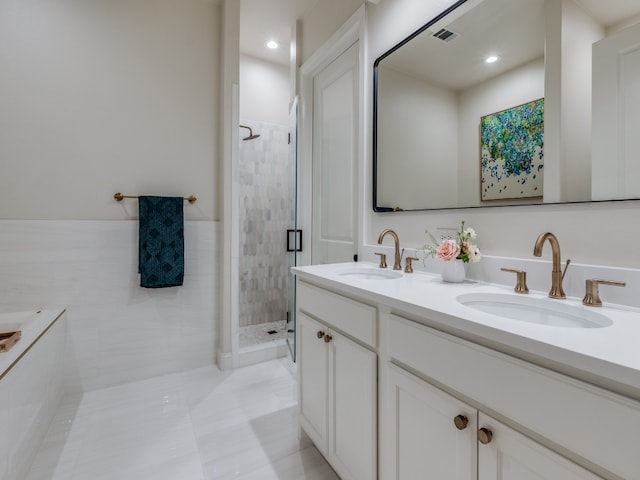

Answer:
[240,0,318,66]
[377,0,640,93]
[380,0,545,92]
[239,0,640,68]
[574,0,640,29]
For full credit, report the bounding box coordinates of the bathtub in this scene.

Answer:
[0,310,39,334]
[0,309,64,379]
[0,309,66,480]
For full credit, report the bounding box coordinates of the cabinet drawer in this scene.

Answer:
[387,313,640,480]
[297,281,377,348]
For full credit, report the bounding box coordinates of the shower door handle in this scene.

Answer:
[287,229,303,252]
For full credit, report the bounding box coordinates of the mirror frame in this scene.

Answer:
[372,0,635,213]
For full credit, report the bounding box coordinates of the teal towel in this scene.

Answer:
[138,196,184,288]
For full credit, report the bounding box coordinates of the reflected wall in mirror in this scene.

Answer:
[373,0,640,212]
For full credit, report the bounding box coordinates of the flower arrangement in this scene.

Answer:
[422,220,481,264]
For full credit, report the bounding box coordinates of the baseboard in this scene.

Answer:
[238,341,289,368]
[217,351,234,371]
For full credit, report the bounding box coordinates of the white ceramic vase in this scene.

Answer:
[441,259,466,283]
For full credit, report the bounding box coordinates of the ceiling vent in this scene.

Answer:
[431,28,459,42]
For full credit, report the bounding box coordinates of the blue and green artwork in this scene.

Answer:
[480,98,544,201]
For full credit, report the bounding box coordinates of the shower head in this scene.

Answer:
[239,124,260,141]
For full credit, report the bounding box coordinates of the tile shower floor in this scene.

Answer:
[26,358,339,480]
[239,320,288,349]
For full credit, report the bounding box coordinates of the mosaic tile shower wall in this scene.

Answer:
[239,121,290,327]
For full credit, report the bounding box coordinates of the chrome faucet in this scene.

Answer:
[533,232,567,299]
[377,229,402,270]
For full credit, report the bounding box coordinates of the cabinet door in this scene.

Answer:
[477,413,602,480]
[298,313,329,453]
[387,363,476,480]
[329,330,377,480]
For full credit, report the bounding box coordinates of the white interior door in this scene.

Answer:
[311,42,359,264]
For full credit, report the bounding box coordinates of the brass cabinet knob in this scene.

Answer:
[316,330,325,339]
[453,415,469,430]
[324,334,333,343]
[478,427,493,444]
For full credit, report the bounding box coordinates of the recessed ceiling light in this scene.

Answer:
[266,40,279,50]
[485,55,499,64]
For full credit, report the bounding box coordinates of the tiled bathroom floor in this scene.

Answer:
[26,358,339,480]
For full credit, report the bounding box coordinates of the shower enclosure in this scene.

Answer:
[237,119,293,356]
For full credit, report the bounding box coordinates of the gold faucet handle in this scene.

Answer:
[582,279,626,307]
[404,256,419,273]
[374,252,387,269]
[501,268,529,294]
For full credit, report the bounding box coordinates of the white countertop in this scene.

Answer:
[293,262,640,400]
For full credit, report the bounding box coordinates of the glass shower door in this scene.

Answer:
[286,97,299,361]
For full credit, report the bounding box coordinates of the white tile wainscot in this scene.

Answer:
[0,220,219,392]
[0,310,66,480]
[293,262,640,480]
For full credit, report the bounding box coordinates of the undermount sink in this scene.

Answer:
[457,293,613,328]
[338,267,402,280]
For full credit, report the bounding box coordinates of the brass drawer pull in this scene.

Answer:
[478,427,493,444]
[453,414,469,430]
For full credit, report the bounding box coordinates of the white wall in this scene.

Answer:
[0,221,218,392]
[376,66,458,210]
[558,0,604,202]
[300,0,366,64]
[0,0,219,221]
[240,54,290,126]
[0,0,221,390]
[592,20,640,201]
[365,0,640,270]
[376,58,544,210]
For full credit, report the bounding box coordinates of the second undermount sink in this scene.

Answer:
[338,267,402,280]
[457,293,613,328]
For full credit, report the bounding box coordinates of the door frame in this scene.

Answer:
[297,5,366,267]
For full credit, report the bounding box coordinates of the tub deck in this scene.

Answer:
[0,309,65,379]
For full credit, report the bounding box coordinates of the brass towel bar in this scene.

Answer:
[114,192,197,204]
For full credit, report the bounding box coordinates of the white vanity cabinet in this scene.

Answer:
[381,313,640,480]
[296,281,377,480]
[477,413,602,480]
[385,363,476,480]
[293,265,640,480]
[385,363,601,480]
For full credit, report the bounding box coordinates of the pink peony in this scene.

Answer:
[436,239,460,262]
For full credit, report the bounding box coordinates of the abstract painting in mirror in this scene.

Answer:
[480,99,544,201]
[373,0,640,212]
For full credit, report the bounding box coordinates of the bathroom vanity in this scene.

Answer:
[293,263,640,480]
